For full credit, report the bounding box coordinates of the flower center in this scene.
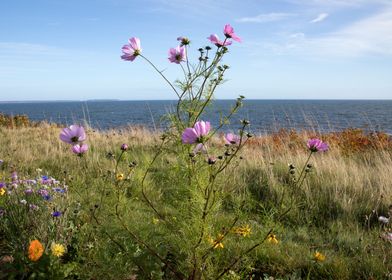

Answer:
[71,136,79,143]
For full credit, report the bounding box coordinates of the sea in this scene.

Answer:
[0,100,391,134]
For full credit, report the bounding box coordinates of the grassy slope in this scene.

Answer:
[1,125,391,279]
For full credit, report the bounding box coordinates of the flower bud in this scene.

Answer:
[208,157,217,165]
[241,119,250,126]
[121,144,129,151]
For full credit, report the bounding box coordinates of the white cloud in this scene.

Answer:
[310,13,328,23]
[247,7,392,57]
[236,13,295,23]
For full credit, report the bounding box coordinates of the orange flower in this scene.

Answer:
[28,240,44,261]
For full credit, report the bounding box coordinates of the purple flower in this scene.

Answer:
[193,143,207,154]
[168,46,186,64]
[223,24,241,42]
[29,204,39,211]
[37,189,49,197]
[72,144,88,156]
[60,125,86,144]
[207,34,232,47]
[52,211,62,217]
[0,159,3,165]
[11,171,18,182]
[182,121,211,144]
[307,138,329,152]
[25,188,33,195]
[121,37,142,62]
[224,133,241,145]
[121,143,129,151]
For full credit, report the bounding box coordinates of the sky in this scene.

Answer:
[0,0,391,101]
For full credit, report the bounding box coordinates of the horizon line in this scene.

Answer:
[1,98,392,103]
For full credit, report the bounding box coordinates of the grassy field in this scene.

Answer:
[1,123,392,279]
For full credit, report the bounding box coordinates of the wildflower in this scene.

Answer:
[223,24,241,42]
[121,37,142,61]
[168,45,186,64]
[0,188,5,196]
[381,232,392,242]
[28,240,44,262]
[116,173,124,181]
[193,143,207,154]
[0,159,3,165]
[224,133,241,145]
[307,138,329,152]
[36,168,42,173]
[182,121,211,144]
[152,217,160,224]
[29,204,39,211]
[207,34,232,47]
[177,36,190,46]
[72,144,88,156]
[314,251,326,262]
[267,233,279,244]
[233,225,251,237]
[121,143,129,151]
[11,171,18,182]
[378,216,389,224]
[20,199,27,205]
[51,242,66,257]
[37,188,49,197]
[209,234,224,249]
[25,188,33,195]
[208,157,217,165]
[60,125,86,144]
[52,211,62,217]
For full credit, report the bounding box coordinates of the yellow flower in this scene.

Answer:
[267,234,279,244]
[152,218,160,224]
[28,240,44,262]
[51,242,66,257]
[116,173,124,181]
[232,224,251,237]
[209,234,224,249]
[0,188,5,196]
[314,251,326,262]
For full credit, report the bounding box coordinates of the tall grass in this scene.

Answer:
[1,124,391,279]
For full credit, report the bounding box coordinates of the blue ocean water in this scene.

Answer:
[0,100,391,134]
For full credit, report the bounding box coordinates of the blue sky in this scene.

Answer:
[0,0,391,101]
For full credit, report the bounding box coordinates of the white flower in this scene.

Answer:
[378,216,389,224]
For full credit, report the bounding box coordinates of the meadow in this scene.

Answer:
[1,25,392,280]
[0,121,391,279]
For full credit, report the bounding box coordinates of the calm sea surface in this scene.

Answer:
[0,100,391,134]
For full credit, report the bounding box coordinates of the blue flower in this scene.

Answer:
[52,211,62,217]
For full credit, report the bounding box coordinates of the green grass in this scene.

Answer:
[0,125,391,279]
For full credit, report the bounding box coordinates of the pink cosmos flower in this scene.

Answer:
[72,144,88,156]
[307,138,329,152]
[225,133,241,145]
[121,37,142,62]
[193,143,207,154]
[223,24,241,42]
[182,121,211,144]
[168,46,186,64]
[207,34,232,47]
[60,125,86,144]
